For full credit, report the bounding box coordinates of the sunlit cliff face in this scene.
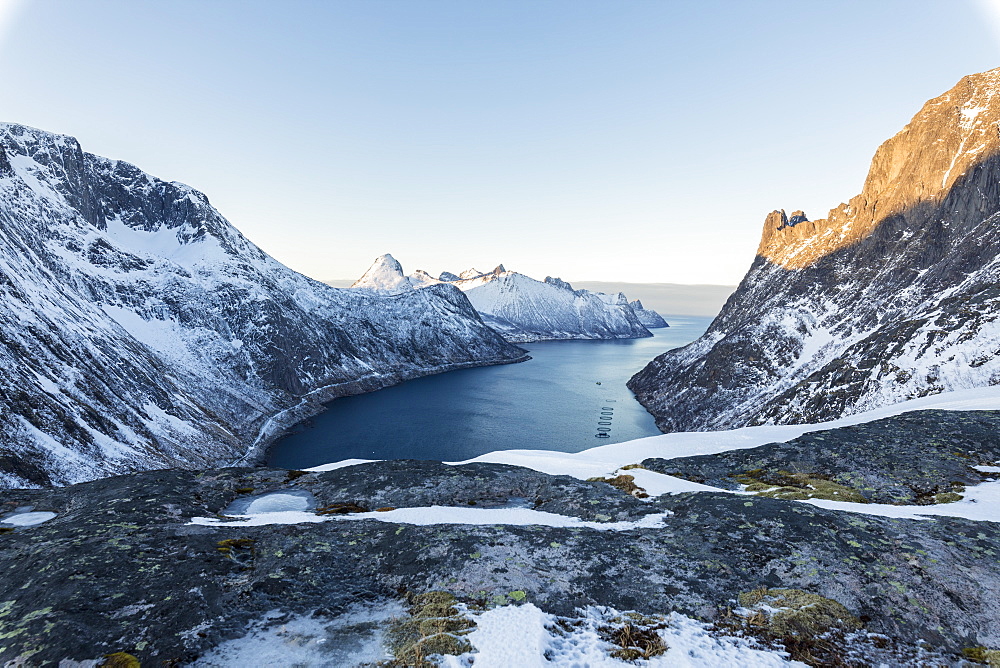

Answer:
[758,67,1000,270]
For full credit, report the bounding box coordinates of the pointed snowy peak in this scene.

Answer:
[630,299,645,310]
[351,254,413,293]
[408,269,442,288]
[491,264,506,275]
[439,271,460,282]
[459,268,484,280]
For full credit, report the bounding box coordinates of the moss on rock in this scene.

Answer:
[586,474,649,499]
[315,502,368,515]
[385,591,474,667]
[963,646,1000,666]
[737,587,862,638]
[734,469,868,503]
[99,652,141,668]
[598,613,668,661]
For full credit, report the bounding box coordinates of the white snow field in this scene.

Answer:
[190,601,805,668]
[451,603,805,668]
[188,506,672,531]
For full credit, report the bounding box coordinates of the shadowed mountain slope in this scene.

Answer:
[630,68,1000,432]
[0,124,526,487]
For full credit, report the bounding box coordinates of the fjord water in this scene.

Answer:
[267,316,712,469]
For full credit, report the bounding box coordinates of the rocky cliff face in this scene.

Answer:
[629,299,669,328]
[0,124,526,488]
[630,68,1000,432]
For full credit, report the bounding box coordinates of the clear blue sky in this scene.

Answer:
[0,0,998,284]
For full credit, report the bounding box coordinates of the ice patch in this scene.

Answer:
[189,602,404,667]
[334,506,671,531]
[452,385,1000,481]
[221,490,315,516]
[463,603,554,666]
[1,511,57,526]
[189,510,330,527]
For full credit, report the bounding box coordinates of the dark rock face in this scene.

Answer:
[630,68,1000,432]
[0,453,998,663]
[0,123,527,488]
[642,409,1000,504]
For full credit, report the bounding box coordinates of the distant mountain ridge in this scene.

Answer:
[630,67,1000,432]
[0,124,526,487]
[351,255,667,342]
[331,278,736,317]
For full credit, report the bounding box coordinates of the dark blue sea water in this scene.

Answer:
[266,316,712,468]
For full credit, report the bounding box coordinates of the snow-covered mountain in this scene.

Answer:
[629,299,669,328]
[352,257,662,342]
[629,67,1000,432]
[592,292,668,329]
[349,253,413,294]
[0,124,527,488]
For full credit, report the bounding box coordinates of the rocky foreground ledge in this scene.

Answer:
[0,412,999,666]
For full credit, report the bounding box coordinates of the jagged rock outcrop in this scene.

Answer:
[0,124,526,488]
[629,299,669,328]
[630,67,1000,432]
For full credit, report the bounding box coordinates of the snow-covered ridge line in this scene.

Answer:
[351,253,667,342]
[0,123,526,487]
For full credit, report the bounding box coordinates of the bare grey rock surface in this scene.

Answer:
[0,419,998,665]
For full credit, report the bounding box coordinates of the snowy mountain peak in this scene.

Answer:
[408,269,440,288]
[353,258,668,341]
[351,253,413,294]
[758,66,1000,269]
[631,67,1000,432]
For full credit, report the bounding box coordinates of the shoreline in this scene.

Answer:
[230,352,532,468]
